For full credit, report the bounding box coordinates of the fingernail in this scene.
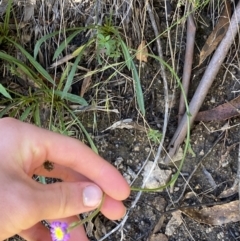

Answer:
[83,185,103,207]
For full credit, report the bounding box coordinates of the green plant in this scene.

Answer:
[147,128,163,144]
[0,41,96,153]
[33,18,145,115]
[0,0,13,45]
[96,18,122,62]
[0,84,11,99]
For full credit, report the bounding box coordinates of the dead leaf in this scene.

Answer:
[94,216,106,240]
[51,54,75,68]
[136,40,148,62]
[218,184,238,199]
[102,118,145,132]
[165,210,183,236]
[195,95,240,121]
[150,233,168,241]
[199,0,231,65]
[80,73,92,97]
[181,200,240,225]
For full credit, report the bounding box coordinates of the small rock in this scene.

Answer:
[123,173,131,184]
[127,167,137,179]
[142,161,172,190]
[165,210,183,236]
[174,187,180,192]
[206,227,212,233]
[114,157,123,167]
[133,145,140,152]
[199,149,204,156]
[217,232,224,239]
[145,147,151,152]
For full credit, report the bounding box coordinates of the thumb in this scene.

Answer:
[36,182,103,220]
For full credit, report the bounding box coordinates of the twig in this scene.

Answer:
[178,3,196,123]
[164,1,240,164]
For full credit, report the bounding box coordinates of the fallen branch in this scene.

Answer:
[178,3,196,123]
[164,1,240,164]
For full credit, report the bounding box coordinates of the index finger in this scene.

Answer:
[2,118,130,201]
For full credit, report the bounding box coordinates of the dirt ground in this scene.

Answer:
[2,0,240,240]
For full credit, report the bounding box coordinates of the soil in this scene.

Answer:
[2,0,240,241]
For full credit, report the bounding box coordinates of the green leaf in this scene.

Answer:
[61,52,82,99]
[0,52,38,82]
[72,45,85,57]
[4,0,13,34]
[131,62,145,116]
[6,37,55,85]
[53,29,84,60]
[34,104,41,126]
[57,64,71,90]
[38,176,46,184]
[0,103,15,118]
[34,31,60,59]
[119,40,132,70]
[54,90,88,106]
[20,105,34,121]
[0,84,12,99]
[34,27,84,59]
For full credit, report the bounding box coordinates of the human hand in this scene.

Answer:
[0,118,130,241]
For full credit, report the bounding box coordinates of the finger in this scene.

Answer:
[101,196,126,220]
[34,163,90,182]
[2,118,130,201]
[32,180,126,222]
[35,181,103,220]
[19,222,52,241]
[34,164,127,220]
[19,217,88,241]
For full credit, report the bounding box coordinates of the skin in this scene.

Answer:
[0,118,130,241]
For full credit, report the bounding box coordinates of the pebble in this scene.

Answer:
[133,145,140,152]
[114,157,123,167]
[123,173,131,184]
[217,232,224,239]
[199,149,204,156]
[145,147,151,152]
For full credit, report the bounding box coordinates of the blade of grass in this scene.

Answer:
[6,37,55,85]
[34,103,41,127]
[3,0,13,35]
[131,61,145,116]
[54,90,88,106]
[34,27,84,59]
[119,40,132,70]
[20,104,34,121]
[0,52,39,82]
[52,29,86,60]
[61,52,83,100]
[57,64,71,90]
[0,102,16,118]
[0,84,12,99]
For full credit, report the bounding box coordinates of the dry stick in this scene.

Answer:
[164,2,240,164]
[178,3,196,123]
